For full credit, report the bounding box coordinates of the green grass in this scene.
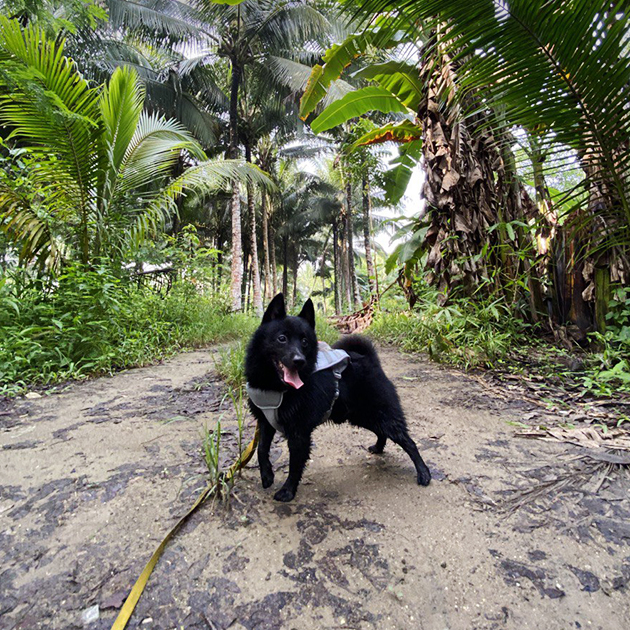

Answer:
[0,264,257,395]
[215,341,248,391]
[370,287,630,407]
[316,317,341,346]
[369,297,528,369]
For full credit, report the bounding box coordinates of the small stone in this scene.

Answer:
[25,392,42,399]
[440,561,447,568]
[141,618,153,625]
[81,605,99,625]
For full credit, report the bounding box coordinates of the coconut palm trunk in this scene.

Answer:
[345,181,361,308]
[292,244,299,308]
[261,192,271,300]
[270,224,278,295]
[332,219,341,315]
[228,58,243,312]
[282,234,289,297]
[245,144,263,315]
[362,174,377,297]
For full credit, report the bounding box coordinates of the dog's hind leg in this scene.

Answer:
[383,423,431,486]
[257,419,276,489]
[274,434,311,502]
[368,433,387,454]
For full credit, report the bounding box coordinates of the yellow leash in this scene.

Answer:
[110,426,259,630]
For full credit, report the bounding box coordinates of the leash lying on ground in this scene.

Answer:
[110,426,259,630]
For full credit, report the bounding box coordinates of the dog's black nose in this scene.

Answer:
[292,356,306,370]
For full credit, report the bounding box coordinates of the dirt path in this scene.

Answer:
[1,346,629,630]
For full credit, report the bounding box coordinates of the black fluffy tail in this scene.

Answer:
[332,335,380,366]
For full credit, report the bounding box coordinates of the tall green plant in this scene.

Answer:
[0,17,270,269]
[349,0,630,303]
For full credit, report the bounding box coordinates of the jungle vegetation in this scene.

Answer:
[1,0,629,396]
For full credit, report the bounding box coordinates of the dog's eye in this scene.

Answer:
[301,338,308,347]
[277,334,287,343]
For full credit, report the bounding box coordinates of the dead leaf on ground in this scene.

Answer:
[516,425,630,452]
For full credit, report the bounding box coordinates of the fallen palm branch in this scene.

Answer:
[516,425,630,452]
[331,294,377,333]
[497,458,613,516]
[472,370,630,428]
[498,426,630,516]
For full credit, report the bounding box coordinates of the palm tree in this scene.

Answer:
[0,18,268,269]
[349,0,630,331]
[239,75,303,314]
[71,0,332,311]
[193,0,330,311]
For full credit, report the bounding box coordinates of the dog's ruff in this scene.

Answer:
[246,342,348,437]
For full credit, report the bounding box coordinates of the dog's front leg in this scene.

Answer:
[274,434,311,502]
[257,419,276,489]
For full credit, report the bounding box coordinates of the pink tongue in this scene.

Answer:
[282,366,304,389]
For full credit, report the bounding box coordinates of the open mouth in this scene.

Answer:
[276,361,304,389]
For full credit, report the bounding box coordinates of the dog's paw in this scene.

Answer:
[261,471,274,489]
[273,487,296,502]
[417,468,431,487]
[368,444,384,455]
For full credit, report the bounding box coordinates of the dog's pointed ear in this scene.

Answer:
[297,298,315,329]
[262,293,286,324]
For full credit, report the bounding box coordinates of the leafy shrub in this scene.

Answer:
[0,263,257,394]
[369,287,529,369]
[584,287,630,395]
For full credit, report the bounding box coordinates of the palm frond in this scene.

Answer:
[269,56,354,109]
[116,111,206,196]
[99,66,146,173]
[353,0,630,226]
[105,0,208,45]
[131,158,274,242]
[0,184,61,270]
[252,3,331,50]
[0,17,101,214]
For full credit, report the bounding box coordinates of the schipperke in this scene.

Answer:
[245,293,432,502]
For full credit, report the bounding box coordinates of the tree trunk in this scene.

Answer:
[528,133,558,322]
[570,146,628,335]
[292,244,299,309]
[282,234,288,297]
[80,205,90,266]
[216,234,223,288]
[362,174,377,298]
[270,224,278,296]
[339,202,350,311]
[228,58,242,311]
[261,192,271,301]
[229,183,242,311]
[242,233,251,311]
[332,220,341,315]
[419,31,541,310]
[345,181,361,309]
[245,144,263,316]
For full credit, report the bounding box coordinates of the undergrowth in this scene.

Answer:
[0,264,257,395]
[215,341,248,392]
[369,284,630,399]
[583,287,630,396]
[370,293,528,370]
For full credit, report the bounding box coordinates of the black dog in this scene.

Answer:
[245,293,431,502]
